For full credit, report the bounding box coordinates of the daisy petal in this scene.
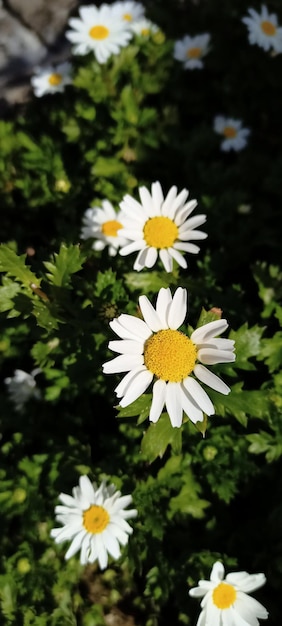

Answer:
[139,294,163,331]
[194,364,231,394]
[150,379,166,422]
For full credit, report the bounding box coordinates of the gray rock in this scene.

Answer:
[0,0,79,111]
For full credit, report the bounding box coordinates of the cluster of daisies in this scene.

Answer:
[31,1,158,97]
[49,475,268,626]
[5,3,277,621]
[174,4,282,72]
[30,3,282,152]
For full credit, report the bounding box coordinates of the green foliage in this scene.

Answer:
[0,244,41,288]
[1,2,282,625]
[43,244,86,288]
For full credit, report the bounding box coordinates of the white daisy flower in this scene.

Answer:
[213,116,251,152]
[102,287,235,428]
[173,34,211,69]
[118,181,207,272]
[30,62,72,97]
[50,475,137,569]
[4,368,41,412]
[111,1,145,25]
[65,4,133,62]
[189,560,268,626]
[80,199,129,257]
[131,17,159,37]
[242,5,282,53]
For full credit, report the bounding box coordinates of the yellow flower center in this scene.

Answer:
[123,13,133,21]
[89,25,109,40]
[83,505,110,533]
[141,28,150,36]
[187,46,202,59]
[143,216,178,249]
[223,126,237,138]
[261,20,276,36]
[48,73,62,86]
[102,220,122,237]
[144,329,197,382]
[212,583,237,609]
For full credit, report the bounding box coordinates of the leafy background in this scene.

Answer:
[0,0,282,624]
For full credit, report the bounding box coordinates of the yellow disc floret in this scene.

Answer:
[223,126,237,138]
[48,73,62,86]
[102,220,122,237]
[123,13,133,21]
[261,20,276,36]
[212,582,237,609]
[143,216,178,249]
[83,505,110,534]
[89,25,109,39]
[187,46,202,58]
[144,329,197,382]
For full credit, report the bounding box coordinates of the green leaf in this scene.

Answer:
[247,432,282,463]
[169,469,210,519]
[258,332,282,372]
[210,383,271,426]
[230,323,265,371]
[44,244,86,288]
[94,268,127,301]
[0,276,21,312]
[253,262,282,319]
[141,413,182,462]
[195,307,223,328]
[0,244,41,288]
[124,271,178,294]
[91,157,126,178]
[31,338,60,368]
[0,577,17,619]
[116,394,151,424]
[32,300,60,331]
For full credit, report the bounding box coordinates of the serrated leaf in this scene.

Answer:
[168,468,209,519]
[0,277,21,312]
[141,413,182,462]
[124,271,178,294]
[94,268,127,300]
[31,338,59,368]
[230,323,265,371]
[195,307,223,328]
[0,244,41,288]
[44,244,86,288]
[116,394,151,424]
[258,332,282,372]
[32,301,60,331]
[247,432,282,462]
[209,383,271,426]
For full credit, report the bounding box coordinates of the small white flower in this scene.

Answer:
[4,368,41,412]
[242,5,282,53]
[213,116,251,152]
[102,287,235,428]
[173,33,211,69]
[111,1,145,25]
[131,18,158,37]
[31,62,72,97]
[80,200,129,257]
[118,181,207,272]
[50,475,137,569]
[65,4,133,62]
[189,560,268,626]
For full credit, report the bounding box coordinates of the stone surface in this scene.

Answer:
[6,0,79,45]
[0,0,79,112]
